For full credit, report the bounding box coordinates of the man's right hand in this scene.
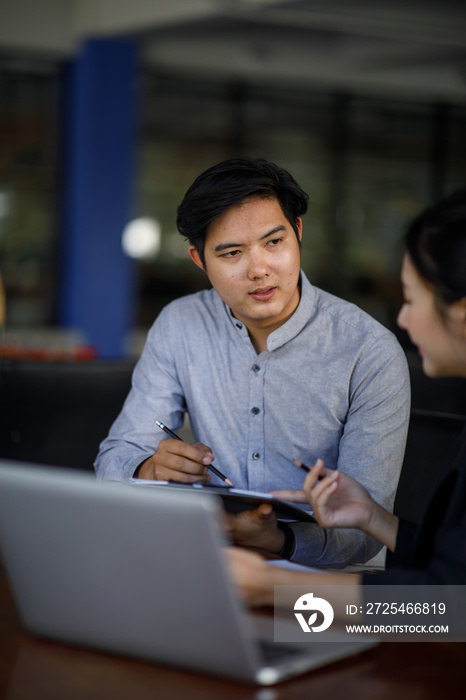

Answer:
[134,439,214,483]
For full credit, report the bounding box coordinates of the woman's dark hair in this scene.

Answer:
[405,188,466,306]
[176,157,309,266]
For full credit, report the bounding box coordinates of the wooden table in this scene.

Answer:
[1,569,465,700]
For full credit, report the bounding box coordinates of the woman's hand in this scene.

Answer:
[271,459,375,530]
[273,459,399,551]
[225,546,364,614]
[302,459,375,531]
[224,547,276,607]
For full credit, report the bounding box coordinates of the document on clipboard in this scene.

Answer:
[131,479,315,523]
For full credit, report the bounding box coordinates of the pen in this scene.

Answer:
[294,459,330,479]
[155,419,234,487]
[294,460,311,473]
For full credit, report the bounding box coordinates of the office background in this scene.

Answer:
[0,0,466,358]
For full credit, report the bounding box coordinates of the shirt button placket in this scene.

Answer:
[248,361,265,490]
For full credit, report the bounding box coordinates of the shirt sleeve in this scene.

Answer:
[288,520,383,568]
[289,333,411,568]
[94,309,188,480]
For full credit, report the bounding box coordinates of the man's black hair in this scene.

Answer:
[176,157,309,267]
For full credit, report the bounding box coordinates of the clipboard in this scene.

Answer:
[131,479,315,523]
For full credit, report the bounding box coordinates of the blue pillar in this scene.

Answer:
[60,39,137,357]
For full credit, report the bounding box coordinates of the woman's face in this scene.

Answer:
[397,253,466,378]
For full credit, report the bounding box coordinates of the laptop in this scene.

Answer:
[0,460,376,685]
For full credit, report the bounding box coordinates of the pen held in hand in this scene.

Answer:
[155,419,234,487]
[294,460,311,474]
[294,459,330,480]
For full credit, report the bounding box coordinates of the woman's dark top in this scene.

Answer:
[363,424,466,585]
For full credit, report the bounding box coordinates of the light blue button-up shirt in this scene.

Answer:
[95,272,410,567]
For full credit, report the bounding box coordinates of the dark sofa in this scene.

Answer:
[0,359,134,471]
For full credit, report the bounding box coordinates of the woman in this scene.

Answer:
[227,189,466,610]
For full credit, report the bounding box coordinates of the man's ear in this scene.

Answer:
[188,245,205,271]
[296,218,303,242]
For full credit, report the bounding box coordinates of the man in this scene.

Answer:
[95,157,410,568]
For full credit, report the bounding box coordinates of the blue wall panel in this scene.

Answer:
[60,39,137,357]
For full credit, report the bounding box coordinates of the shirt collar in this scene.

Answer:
[267,271,316,351]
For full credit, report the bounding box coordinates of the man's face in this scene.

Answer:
[189,196,302,337]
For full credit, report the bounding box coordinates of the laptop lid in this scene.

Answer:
[0,461,375,685]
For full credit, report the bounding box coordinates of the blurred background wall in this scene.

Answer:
[0,0,465,358]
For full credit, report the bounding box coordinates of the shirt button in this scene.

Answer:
[252,452,260,460]
[251,407,260,415]
[236,322,242,329]
[252,364,260,372]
